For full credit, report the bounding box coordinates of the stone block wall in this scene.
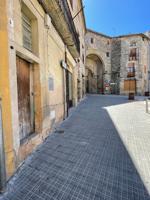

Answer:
[111,39,121,94]
[85,30,150,96]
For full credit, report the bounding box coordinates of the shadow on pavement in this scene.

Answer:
[1,95,150,200]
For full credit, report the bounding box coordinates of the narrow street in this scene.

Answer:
[1,95,150,200]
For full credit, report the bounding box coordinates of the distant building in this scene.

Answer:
[85,29,150,96]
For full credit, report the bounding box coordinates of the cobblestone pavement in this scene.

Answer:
[1,95,150,200]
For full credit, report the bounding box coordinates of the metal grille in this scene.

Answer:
[22,13,32,51]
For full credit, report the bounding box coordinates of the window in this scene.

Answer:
[91,38,94,44]
[129,48,137,61]
[130,42,136,47]
[22,12,32,51]
[107,40,110,45]
[82,54,84,64]
[21,3,38,55]
[127,63,135,77]
[106,52,110,57]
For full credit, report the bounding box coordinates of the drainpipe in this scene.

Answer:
[65,46,69,117]
[62,45,67,119]
[0,98,6,193]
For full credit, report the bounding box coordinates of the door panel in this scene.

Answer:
[16,56,34,141]
[124,80,136,92]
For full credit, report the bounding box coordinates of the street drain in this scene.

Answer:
[55,129,65,134]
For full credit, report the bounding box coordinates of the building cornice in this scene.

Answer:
[87,29,150,41]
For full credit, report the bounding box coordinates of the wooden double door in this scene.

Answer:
[124,79,136,93]
[16,56,34,141]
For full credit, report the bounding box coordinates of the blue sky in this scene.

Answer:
[83,0,150,36]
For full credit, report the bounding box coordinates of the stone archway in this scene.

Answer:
[85,54,104,94]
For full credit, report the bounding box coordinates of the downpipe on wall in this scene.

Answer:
[0,99,6,193]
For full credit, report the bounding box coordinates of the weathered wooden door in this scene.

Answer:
[16,56,34,141]
[124,79,136,93]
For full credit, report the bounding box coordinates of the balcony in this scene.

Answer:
[38,0,80,59]
[127,72,135,78]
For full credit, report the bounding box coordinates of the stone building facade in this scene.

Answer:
[85,29,150,95]
[119,34,150,95]
[85,30,112,94]
[0,0,86,182]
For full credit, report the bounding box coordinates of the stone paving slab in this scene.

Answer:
[1,95,150,200]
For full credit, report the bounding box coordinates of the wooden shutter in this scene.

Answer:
[129,48,137,61]
[124,80,136,92]
[16,57,34,141]
[22,13,32,51]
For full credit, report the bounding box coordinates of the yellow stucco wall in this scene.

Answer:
[3,0,79,174]
[0,0,85,178]
[0,0,15,177]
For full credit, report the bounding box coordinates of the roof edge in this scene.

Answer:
[87,29,112,39]
[87,29,150,40]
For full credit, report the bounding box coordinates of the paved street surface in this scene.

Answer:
[1,95,150,200]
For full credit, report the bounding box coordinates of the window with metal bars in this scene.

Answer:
[129,48,137,61]
[22,12,32,51]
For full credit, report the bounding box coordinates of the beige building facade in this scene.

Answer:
[67,0,86,101]
[85,30,150,96]
[119,34,150,95]
[0,0,86,182]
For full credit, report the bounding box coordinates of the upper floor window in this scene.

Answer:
[22,12,32,51]
[130,42,136,47]
[21,3,39,55]
[129,48,137,61]
[106,52,110,57]
[91,38,94,44]
[127,63,135,77]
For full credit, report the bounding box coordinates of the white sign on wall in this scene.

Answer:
[50,110,56,120]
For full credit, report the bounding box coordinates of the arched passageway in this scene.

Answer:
[85,54,104,94]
